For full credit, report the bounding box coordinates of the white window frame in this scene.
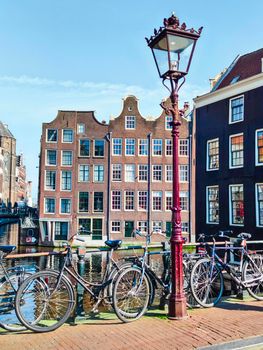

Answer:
[180,191,188,211]
[152,165,162,182]
[255,129,263,166]
[229,184,244,227]
[112,138,122,156]
[45,149,57,166]
[206,138,219,171]
[60,170,72,191]
[165,191,172,211]
[165,139,172,156]
[111,190,121,211]
[229,95,244,124]
[61,150,73,167]
[138,139,148,156]
[206,185,219,224]
[138,191,148,211]
[78,164,89,182]
[93,139,105,158]
[44,170,56,191]
[77,123,85,134]
[255,183,263,227]
[165,165,172,182]
[79,139,90,157]
[62,129,73,143]
[125,138,135,156]
[137,221,148,233]
[46,128,58,143]
[229,133,244,169]
[78,192,89,213]
[93,164,104,183]
[125,115,136,129]
[152,139,162,156]
[179,165,188,182]
[44,198,56,214]
[138,164,148,182]
[165,115,173,130]
[152,221,162,233]
[179,139,189,156]
[60,198,71,214]
[125,164,135,182]
[152,191,162,211]
[124,191,135,211]
[112,164,122,182]
[111,221,121,233]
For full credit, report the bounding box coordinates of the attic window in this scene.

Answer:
[230,76,240,84]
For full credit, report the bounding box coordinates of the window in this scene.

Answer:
[206,186,219,224]
[46,150,57,166]
[61,171,72,191]
[153,191,162,211]
[138,165,148,182]
[165,191,172,211]
[207,139,219,170]
[165,165,173,182]
[182,222,189,233]
[179,165,188,182]
[125,164,135,182]
[153,221,162,233]
[124,191,134,210]
[125,138,135,155]
[46,129,57,142]
[153,139,162,156]
[94,192,103,212]
[79,192,89,212]
[179,139,189,156]
[77,123,85,134]
[45,171,56,190]
[112,191,121,210]
[180,191,188,211]
[139,139,148,156]
[94,165,104,182]
[256,129,263,166]
[138,191,148,211]
[54,222,68,240]
[44,198,55,213]
[230,134,244,168]
[153,165,162,181]
[94,140,105,157]
[111,221,121,232]
[62,129,73,143]
[125,115,136,129]
[229,185,244,225]
[229,96,244,123]
[165,115,172,130]
[61,151,72,166]
[112,164,122,181]
[79,139,90,157]
[112,138,122,155]
[93,218,103,240]
[60,198,71,214]
[256,184,263,227]
[78,218,91,234]
[79,165,89,182]
[125,191,134,210]
[165,139,172,156]
[138,221,147,233]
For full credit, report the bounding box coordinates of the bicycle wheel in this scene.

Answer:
[113,266,150,322]
[243,254,263,300]
[190,257,224,308]
[15,270,75,332]
[183,260,199,308]
[0,271,31,331]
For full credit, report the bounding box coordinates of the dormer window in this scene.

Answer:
[125,116,136,129]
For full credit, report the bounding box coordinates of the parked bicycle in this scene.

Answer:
[190,231,263,308]
[14,234,139,332]
[0,245,35,331]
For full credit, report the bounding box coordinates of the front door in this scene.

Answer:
[125,221,134,238]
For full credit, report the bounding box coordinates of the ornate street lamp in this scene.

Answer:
[146,14,202,319]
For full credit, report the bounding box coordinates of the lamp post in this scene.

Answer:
[146,14,202,319]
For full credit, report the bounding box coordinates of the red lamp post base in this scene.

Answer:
[168,295,188,320]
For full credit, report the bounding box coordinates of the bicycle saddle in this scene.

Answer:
[104,240,122,249]
[237,232,251,240]
[0,245,16,254]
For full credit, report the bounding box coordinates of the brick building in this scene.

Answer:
[38,96,191,245]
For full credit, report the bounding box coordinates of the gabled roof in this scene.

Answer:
[0,121,14,138]
[214,48,263,91]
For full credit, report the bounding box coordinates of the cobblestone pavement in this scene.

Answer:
[1,299,263,350]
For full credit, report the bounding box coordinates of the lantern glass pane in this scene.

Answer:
[153,46,169,77]
[168,34,194,73]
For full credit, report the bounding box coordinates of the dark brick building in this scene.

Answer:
[192,49,263,240]
[39,96,191,245]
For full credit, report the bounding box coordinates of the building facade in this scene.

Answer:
[38,96,191,245]
[193,49,263,240]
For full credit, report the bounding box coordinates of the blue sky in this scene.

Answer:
[0,0,263,201]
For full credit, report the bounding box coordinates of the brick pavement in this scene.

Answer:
[0,299,263,350]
